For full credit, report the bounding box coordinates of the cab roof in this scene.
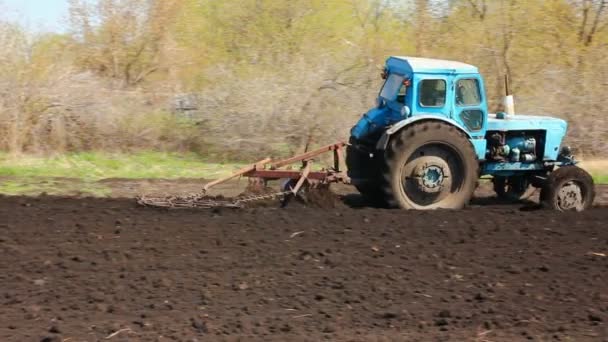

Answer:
[387,56,478,75]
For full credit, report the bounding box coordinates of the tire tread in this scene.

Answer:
[540,166,595,211]
[382,121,479,209]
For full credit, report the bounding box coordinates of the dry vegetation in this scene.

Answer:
[0,0,607,160]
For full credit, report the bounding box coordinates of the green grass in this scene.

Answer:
[578,161,608,185]
[0,152,246,197]
[592,174,608,184]
[0,152,244,181]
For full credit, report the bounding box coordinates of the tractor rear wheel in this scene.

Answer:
[540,166,595,211]
[346,141,386,205]
[383,122,478,209]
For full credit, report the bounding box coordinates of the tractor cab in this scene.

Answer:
[351,57,488,154]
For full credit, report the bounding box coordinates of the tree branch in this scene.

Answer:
[579,0,592,43]
[585,0,607,45]
[465,0,486,20]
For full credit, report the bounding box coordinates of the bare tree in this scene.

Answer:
[577,0,608,46]
[68,0,181,87]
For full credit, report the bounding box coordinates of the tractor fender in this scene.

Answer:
[375,115,472,150]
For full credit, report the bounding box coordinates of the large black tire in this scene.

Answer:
[383,121,479,209]
[540,166,595,211]
[346,141,386,205]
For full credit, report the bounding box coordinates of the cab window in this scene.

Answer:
[460,109,483,131]
[456,79,481,106]
[396,84,407,104]
[380,74,404,100]
[419,79,446,107]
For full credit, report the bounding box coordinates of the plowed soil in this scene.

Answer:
[1,192,607,341]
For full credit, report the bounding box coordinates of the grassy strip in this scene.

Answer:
[592,174,608,184]
[0,152,246,197]
[0,153,606,197]
[579,161,608,185]
[0,152,244,180]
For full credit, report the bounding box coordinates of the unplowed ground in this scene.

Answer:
[1,187,607,341]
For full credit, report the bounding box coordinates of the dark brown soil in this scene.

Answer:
[1,195,607,341]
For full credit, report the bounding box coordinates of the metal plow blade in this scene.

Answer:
[137,191,296,209]
[137,194,243,209]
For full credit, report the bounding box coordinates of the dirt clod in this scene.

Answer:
[191,318,208,334]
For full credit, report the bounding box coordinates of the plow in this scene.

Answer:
[140,56,596,211]
[137,142,350,209]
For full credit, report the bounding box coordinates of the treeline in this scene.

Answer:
[0,0,607,158]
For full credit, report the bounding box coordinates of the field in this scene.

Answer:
[0,181,607,341]
[1,154,607,341]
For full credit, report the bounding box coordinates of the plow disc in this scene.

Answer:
[137,142,350,209]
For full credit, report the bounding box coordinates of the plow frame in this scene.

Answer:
[202,142,350,195]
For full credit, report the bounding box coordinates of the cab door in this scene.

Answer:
[412,74,450,117]
[451,75,487,138]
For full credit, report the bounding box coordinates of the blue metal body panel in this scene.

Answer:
[481,161,545,177]
[384,115,472,137]
[349,56,570,177]
[471,139,487,160]
[351,107,394,139]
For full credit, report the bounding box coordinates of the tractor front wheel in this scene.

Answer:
[383,122,478,209]
[540,166,595,211]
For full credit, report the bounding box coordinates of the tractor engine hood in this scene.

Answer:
[487,113,568,161]
[487,113,567,132]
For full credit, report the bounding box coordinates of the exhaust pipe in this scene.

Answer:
[504,75,515,116]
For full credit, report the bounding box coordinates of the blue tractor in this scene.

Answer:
[346,56,595,211]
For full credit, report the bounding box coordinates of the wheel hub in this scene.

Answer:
[413,163,447,194]
[399,144,463,209]
[557,182,583,211]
